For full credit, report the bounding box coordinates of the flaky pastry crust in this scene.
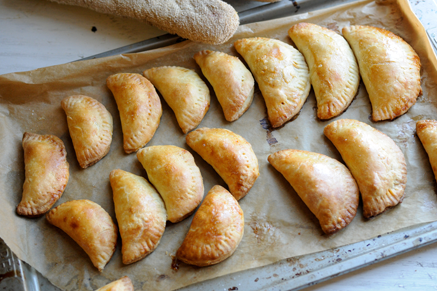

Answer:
[46,199,118,272]
[107,73,162,153]
[17,132,69,217]
[324,119,407,218]
[176,185,244,266]
[61,95,113,168]
[143,66,210,133]
[342,25,421,121]
[194,50,254,122]
[234,37,310,128]
[186,128,259,200]
[268,149,359,234]
[137,145,203,223]
[110,169,166,264]
[288,23,360,120]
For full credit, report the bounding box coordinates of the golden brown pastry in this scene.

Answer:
[186,128,259,200]
[107,73,162,153]
[416,120,437,181]
[268,149,359,234]
[46,200,118,271]
[234,37,310,128]
[288,23,360,120]
[324,119,407,218]
[176,185,244,266]
[137,145,203,223]
[61,95,113,168]
[342,25,421,121]
[194,50,254,122]
[17,132,69,217]
[110,169,166,264]
[96,276,134,291]
[143,66,210,133]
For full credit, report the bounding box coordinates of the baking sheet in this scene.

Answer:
[1,0,437,290]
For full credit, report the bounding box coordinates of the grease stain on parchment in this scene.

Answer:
[259,118,278,146]
[248,214,279,245]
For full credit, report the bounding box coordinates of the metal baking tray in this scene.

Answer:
[2,0,437,290]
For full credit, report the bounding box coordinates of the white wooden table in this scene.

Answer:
[1,0,437,290]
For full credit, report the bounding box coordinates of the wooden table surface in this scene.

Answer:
[1,0,437,290]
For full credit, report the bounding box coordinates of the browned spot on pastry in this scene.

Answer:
[171,256,179,272]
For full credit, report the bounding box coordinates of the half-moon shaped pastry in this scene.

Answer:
[110,169,166,264]
[324,119,407,218]
[194,50,254,122]
[268,149,359,234]
[234,37,310,128]
[107,73,162,153]
[46,199,118,271]
[17,132,69,217]
[137,145,203,223]
[186,127,259,200]
[176,185,244,266]
[416,120,437,181]
[288,23,360,120]
[61,95,113,168]
[342,25,421,121]
[143,66,210,133]
[96,276,134,291]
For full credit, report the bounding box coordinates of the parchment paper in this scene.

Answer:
[1,0,437,290]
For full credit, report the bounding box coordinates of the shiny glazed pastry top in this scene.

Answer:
[269,149,359,234]
[288,23,360,120]
[61,95,113,168]
[234,37,311,128]
[186,127,259,200]
[194,50,255,122]
[137,145,204,223]
[324,119,407,218]
[176,185,244,266]
[107,73,162,153]
[110,169,166,265]
[342,25,421,121]
[17,132,69,217]
[143,66,210,134]
[46,199,118,272]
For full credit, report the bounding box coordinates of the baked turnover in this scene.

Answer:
[143,66,210,133]
[176,185,244,266]
[110,169,166,264]
[17,132,69,217]
[343,25,421,121]
[96,276,134,291]
[288,23,360,120]
[324,119,407,218]
[234,37,310,128]
[186,127,259,200]
[46,199,118,271]
[107,73,162,153]
[194,50,254,122]
[137,145,203,223]
[416,120,437,181]
[61,95,113,168]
